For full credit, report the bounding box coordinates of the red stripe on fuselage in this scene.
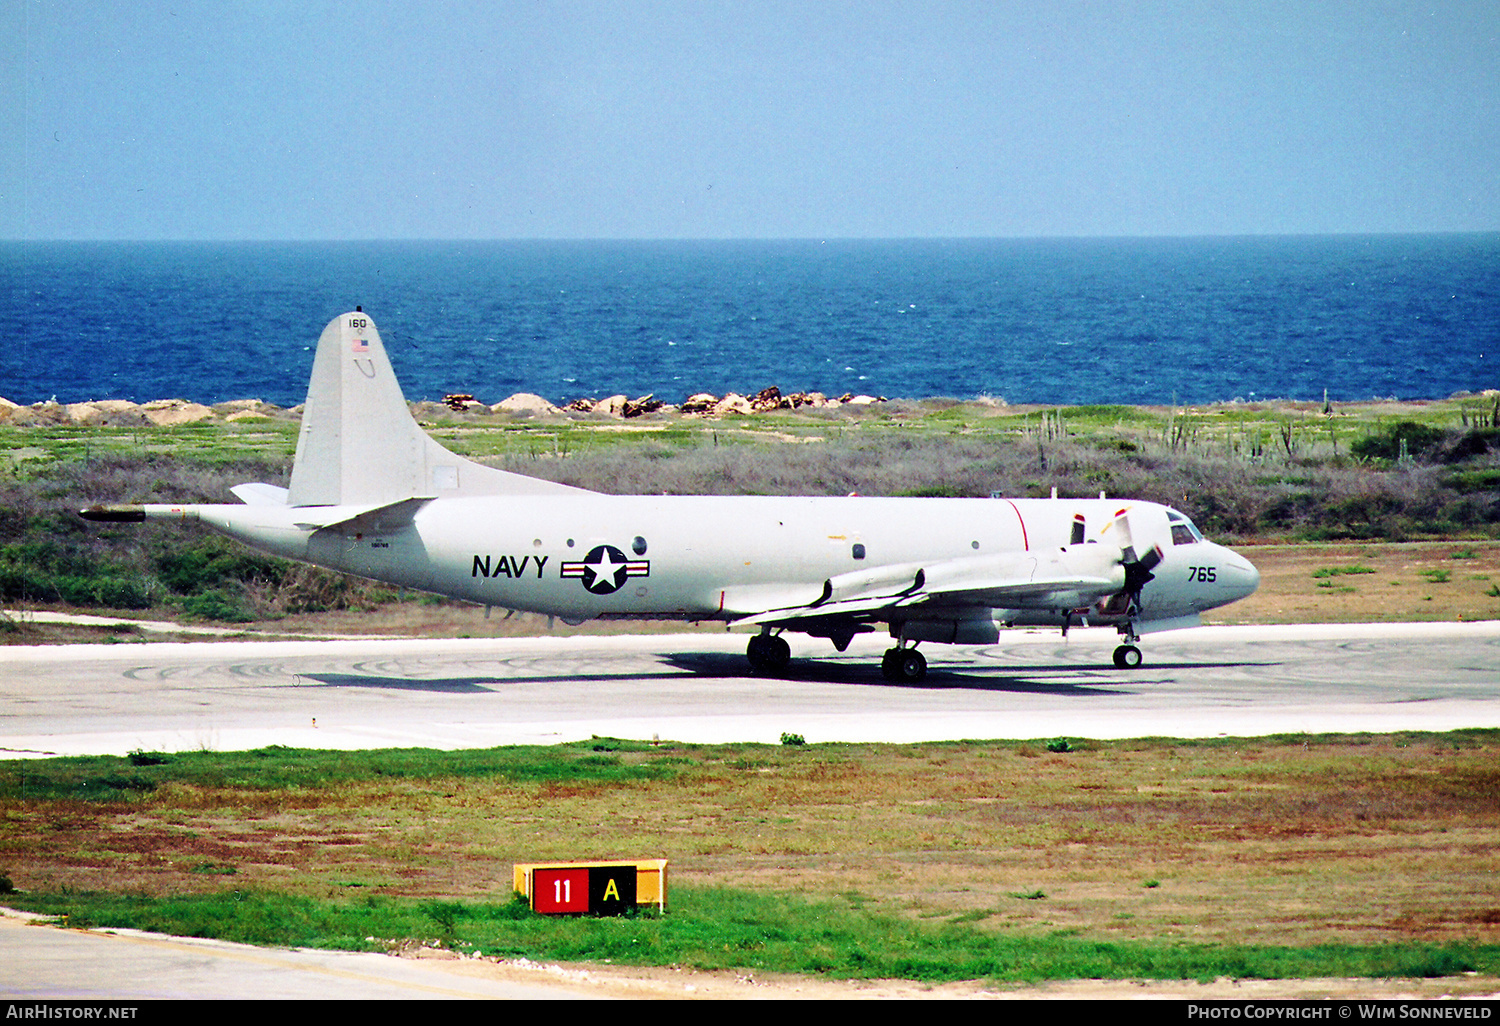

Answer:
[1004,500,1029,550]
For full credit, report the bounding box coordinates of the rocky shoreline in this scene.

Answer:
[0,385,899,427]
[5,388,1494,429]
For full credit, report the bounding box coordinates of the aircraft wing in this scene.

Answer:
[727,546,1127,628]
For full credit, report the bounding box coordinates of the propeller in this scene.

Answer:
[1102,509,1163,614]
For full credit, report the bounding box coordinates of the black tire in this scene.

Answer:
[1112,644,1142,669]
[765,635,791,673]
[748,634,791,674]
[893,649,927,683]
[746,634,769,671]
[880,648,902,681]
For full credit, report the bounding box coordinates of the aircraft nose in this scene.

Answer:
[1218,546,1260,601]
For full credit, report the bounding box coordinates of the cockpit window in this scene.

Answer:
[1166,509,1204,545]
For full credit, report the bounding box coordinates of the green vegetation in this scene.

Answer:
[7,887,1490,982]
[0,738,681,800]
[2,395,1498,622]
[3,732,1498,983]
[1349,421,1449,462]
[1311,565,1377,578]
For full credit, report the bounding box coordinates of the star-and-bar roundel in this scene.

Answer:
[560,544,650,595]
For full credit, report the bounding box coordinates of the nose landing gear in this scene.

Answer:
[1112,623,1143,669]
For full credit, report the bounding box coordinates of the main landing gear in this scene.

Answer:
[746,632,791,674]
[748,631,928,682]
[881,646,927,683]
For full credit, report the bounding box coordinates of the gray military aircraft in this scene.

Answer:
[82,310,1259,681]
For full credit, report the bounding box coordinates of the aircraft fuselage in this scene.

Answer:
[192,493,1255,631]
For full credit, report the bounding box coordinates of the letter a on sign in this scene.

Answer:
[589,865,637,915]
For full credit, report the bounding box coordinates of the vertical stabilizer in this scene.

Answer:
[286,311,585,506]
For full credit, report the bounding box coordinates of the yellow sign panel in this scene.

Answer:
[514,859,668,912]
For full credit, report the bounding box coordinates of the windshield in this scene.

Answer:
[1166,508,1203,546]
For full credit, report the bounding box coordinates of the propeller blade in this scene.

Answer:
[1106,509,1138,564]
[1123,543,1163,595]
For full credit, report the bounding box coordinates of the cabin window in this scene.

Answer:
[852,543,866,560]
[632,536,648,555]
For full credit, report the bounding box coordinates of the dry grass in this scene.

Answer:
[1216,540,1500,625]
[6,736,1498,950]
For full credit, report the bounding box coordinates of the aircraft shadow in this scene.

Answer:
[659,652,1156,695]
[295,673,500,693]
[294,659,1265,696]
[293,670,688,690]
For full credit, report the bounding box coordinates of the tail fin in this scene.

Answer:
[286,311,586,506]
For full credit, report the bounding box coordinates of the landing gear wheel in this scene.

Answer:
[1112,644,1143,669]
[881,647,927,683]
[747,634,791,674]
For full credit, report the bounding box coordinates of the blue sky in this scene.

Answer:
[5,1,1497,239]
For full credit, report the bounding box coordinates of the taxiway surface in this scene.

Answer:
[3,622,1497,757]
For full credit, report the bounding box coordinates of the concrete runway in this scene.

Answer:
[3,621,1498,757]
[4,621,1498,1000]
[0,911,597,1000]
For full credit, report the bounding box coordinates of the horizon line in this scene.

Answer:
[5,229,1499,245]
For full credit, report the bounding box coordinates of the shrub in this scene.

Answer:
[179,589,256,623]
[1351,422,1446,462]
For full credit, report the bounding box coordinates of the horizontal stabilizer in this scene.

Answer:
[231,483,290,506]
[290,496,432,533]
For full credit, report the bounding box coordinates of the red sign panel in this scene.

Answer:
[531,867,590,914]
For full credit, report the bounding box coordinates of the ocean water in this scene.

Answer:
[2,236,1497,409]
